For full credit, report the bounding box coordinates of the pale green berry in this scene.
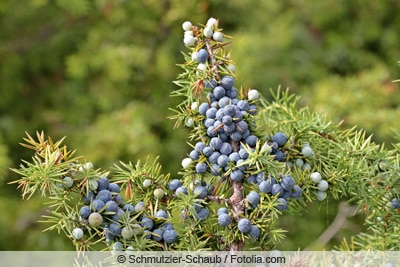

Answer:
[191,51,198,61]
[213,31,224,42]
[197,63,206,71]
[182,21,192,31]
[203,26,213,38]
[112,241,124,251]
[185,118,194,127]
[88,179,98,191]
[121,226,134,239]
[247,89,259,101]
[181,158,192,169]
[317,180,329,191]
[228,64,236,73]
[191,101,199,111]
[310,172,322,183]
[63,176,74,188]
[317,190,327,201]
[285,161,293,169]
[143,179,152,187]
[206,17,218,28]
[184,30,193,38]
[72,227,84,240]
[302,163,312,171]
[154,188,165,199]
[88,212,103,227]
[183,36,196,46]
[132,224,142,235]
[295,158,304,168]
[302,146,314,157]
[84,162,93,170]
[135,201,145,212]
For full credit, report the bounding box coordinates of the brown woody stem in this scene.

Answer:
[228,140,245,251]
[205,39,221,81]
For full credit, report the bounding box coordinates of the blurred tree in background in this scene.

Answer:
[0,0,399,250]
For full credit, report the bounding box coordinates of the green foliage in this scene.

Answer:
[1,0,400,251]
[0,134,10,180]
[258,90,400,250]
[302,65,400,145]
[8,18,400,252]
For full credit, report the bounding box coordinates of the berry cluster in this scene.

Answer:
[286,143,316,172]
[182,18,223,47]
[216,207,262,240]
[237,218,261,239]
[169,178,214,221]
[309,171,329,201]
[251,174,303,211]
[72,176,178,248]
[184,75,260,178]
[178,18,306,240]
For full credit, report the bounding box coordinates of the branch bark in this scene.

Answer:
[228,140,245,252]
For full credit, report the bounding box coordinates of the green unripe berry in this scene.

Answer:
[183,36,196,46]
[310,172,322,183]
[181,157,192,168]
[72,227,84,240]
[131,224,142,235]
[228,64,236,73]
[185,118,194,127]
[197,63,206,71]
[84,162,93,170]
[88,212,103,227]
[184,30,193,38]
[143,179,152,187]
[302,163,312,171]
[247,89,259,101]
[302,146,315,158]
[295,158,304,168]
[190,102,199,111]
[213,31,224,42]
[135,201,145,212]
[206,17,218,28]
[317,180,329,191]
[88,179,98,191]
[317,191,327,201]
[112,241,124,251]
[121,226,134,239]
[182,21,192,31]
[285,161,293,169]
[153,188,165,199]
[63,176,74,188]
[203,26,213,38]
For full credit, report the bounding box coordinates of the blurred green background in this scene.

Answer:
[0,0,399,250]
